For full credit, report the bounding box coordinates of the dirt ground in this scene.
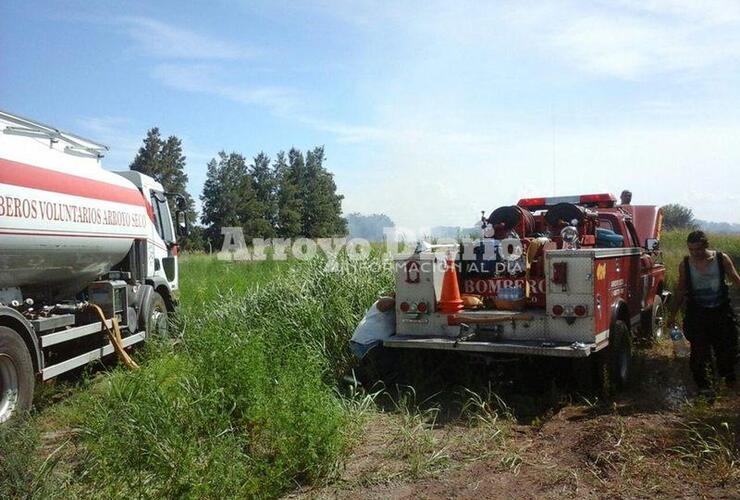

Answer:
[289,341,740,499]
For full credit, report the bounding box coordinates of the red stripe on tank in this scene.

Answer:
[0,157,146,207]
[0,229,144,239]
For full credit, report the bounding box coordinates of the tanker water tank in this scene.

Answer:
[0,113,151,299]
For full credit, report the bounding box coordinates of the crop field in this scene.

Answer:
[1,232,739,499]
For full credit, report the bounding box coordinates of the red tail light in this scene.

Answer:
[417,302,428,313]
[400,302,410,312]
[574,305,587,316]
[552,305,564,316]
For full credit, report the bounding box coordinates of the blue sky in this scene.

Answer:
[3,0,740,227]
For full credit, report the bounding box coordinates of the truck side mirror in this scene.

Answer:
[645,238,659,252]
[176,210,189,239]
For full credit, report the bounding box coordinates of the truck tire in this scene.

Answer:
[595,320,632,396]
[640,296,664,345]
[609,320,632,389]
[145,292,168,339]
[574,320,632,397]
[0,326,35,423]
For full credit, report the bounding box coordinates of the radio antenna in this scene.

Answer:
[551,106,556,195]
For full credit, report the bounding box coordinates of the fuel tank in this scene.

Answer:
[0,111,151,298]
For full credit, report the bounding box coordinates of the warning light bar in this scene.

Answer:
[517,193,616,210]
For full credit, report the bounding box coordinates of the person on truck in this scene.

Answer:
[620,190,632,205]
[668,231,740,393]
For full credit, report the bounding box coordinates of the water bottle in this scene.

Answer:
[670,326,690,358]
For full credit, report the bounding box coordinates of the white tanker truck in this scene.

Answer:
[0,110,188,422]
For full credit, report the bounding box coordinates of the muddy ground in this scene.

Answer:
[289,341,739,499]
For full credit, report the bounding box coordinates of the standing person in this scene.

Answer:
[668,231,740,394]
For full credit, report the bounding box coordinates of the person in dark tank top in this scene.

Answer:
[668,231,740,397]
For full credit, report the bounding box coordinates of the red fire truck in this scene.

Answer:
[376,193,667,391]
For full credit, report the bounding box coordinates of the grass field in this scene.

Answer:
[1,231,738,498]
[1,255,393,498]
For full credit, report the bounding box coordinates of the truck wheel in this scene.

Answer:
[593,320,632,396]
[146,292,169,338]
[609,320,632,389]
[0,326,34,423]
[640,296,664,344]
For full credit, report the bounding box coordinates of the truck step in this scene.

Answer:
[42,331,145,380]
[384,335,593,358]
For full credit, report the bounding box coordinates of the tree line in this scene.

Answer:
[345,213,395,241]
[129,129,347,250]
[661,204,697,231]
[128,127,709,251]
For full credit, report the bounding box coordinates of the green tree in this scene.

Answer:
[130,128,198,248]
[661,203,697,230]
[302,146,346,237]
[183,225,206,252]
[276,150,303,237]
[200,152,260,246]
[346,213,394,241]
[249,152,278,238]
[201,146,347,243]
[201,154,237,245]
[129,128,162,179]
[159,136,196,213]
[230,153,261,240]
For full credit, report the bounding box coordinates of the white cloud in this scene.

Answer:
[314,1,740,80]
[150,62,394,144]
[119,16,258,60]
[613,0,740,24]
[299,118,390,144]
[339,122,740,228]
[507,1,740,79]
[75,116,142,169]
[151,63,298,115]
[76,4,740,228]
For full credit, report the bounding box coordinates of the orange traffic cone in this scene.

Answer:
[438,256,463,314]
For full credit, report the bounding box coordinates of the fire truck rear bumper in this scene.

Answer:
[383,336,598,358]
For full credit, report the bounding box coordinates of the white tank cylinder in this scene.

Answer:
[0,113,151,298]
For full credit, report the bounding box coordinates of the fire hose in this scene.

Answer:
[87,304,139,370]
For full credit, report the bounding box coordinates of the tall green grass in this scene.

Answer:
[0,418,64,499]
[0,255,392,499]
[75,256,393,498]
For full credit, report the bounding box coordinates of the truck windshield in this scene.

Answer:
[151,192,175,244]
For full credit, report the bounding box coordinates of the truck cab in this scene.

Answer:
[114,171,183,307]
